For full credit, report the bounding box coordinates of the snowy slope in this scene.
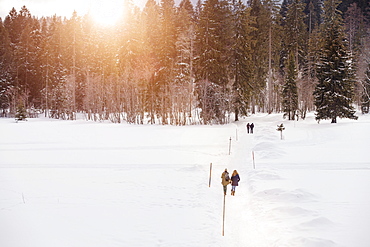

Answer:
[0,113,369,247]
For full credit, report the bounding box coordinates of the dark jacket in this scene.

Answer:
[231,174,240,186]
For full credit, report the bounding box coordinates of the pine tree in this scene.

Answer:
[15,102,27,121]
[27,18,44,108]
[248,0,280,113]
[344,3,366,56]
[194,0,232,123]
[46,16,68,119]
[338,0,370,18]
[301,25,321,118]
[142,0,161,124]
[344,3,368,107]
[280,0,309,119]
[173,0,196,125]
[361,63,370,113]
[230,0,254,121]
[4,7,32,112]
[303,0,323,32]
[157,0,178,124]
[314,0,358,123]
[4,7,22,44]
[0,18,13,115]
[2,6,45,110]
[282,52,298,120]
[63,11,87,119]
[280,0,308,70]
[117,1,147,124]
[195,0,231,86]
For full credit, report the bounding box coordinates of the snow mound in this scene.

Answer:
[272,206,317,217]
[290,237,339,247]
[254,188,318,203]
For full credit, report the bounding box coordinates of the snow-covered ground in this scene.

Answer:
[0,113,369,247]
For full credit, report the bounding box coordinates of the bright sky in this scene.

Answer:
[0,0,147,25]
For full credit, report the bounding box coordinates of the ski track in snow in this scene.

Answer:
[0,113,369,246]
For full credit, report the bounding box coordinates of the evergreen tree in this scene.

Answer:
[280,0,309,119]
[282,52,298,120]
[117,1,147,124]
[4,7,23,44]
[303,0,323,32]
[0,18,13,115]
[280,0,308,70]
[2,6,44,110]
[361,63,370,113]
[26,18,44,108]
[344,3,367,107]
[15,102,27,121]
[230,0,254,121]
[142,0,162,124]
[248,0,281,113]
[301,24,321,118]
[195,0,231,86]
[46,16,68,119]
[344,3,366,56]
[338,0,370,18]
[194,0,232,123]
[39,17,54,117]
[157,0,178,124]
[314,0,358,123]
[173,0,196,124]
[63,11,86,119]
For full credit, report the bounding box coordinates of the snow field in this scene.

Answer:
[243,114,370,247]
[0,113,369,246]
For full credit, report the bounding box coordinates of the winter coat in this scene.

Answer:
[221,171,230,186]
[231,174,240,186]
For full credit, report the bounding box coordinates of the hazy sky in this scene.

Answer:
[0,0,147,20]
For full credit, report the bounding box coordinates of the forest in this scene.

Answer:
[0,0,369,124]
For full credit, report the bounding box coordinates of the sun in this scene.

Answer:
[89,0,124,26]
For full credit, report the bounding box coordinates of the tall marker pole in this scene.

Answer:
[252,151,256,169]
[222,194,226,236]
[209,163,212,187]
[228,137,232,155]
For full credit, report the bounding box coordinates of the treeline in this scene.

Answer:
[0,0,369,124]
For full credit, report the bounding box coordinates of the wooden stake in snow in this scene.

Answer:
[222,194,226,236]
[252,151,256,169]
[228,137,232,155]
[209,163,212,187]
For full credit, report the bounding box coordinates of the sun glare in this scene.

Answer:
[89,0,124,26]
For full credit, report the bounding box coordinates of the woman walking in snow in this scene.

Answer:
[221,169,230,195]
[231,170,240,196]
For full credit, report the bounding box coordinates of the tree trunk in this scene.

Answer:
[235,107,239,121]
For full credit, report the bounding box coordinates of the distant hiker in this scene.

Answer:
[246,123,250,133]
[221,169,231,195]
[250,123,255,134]
[230,170,240,196]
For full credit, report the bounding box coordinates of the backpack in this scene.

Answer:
[225,173,230,181]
